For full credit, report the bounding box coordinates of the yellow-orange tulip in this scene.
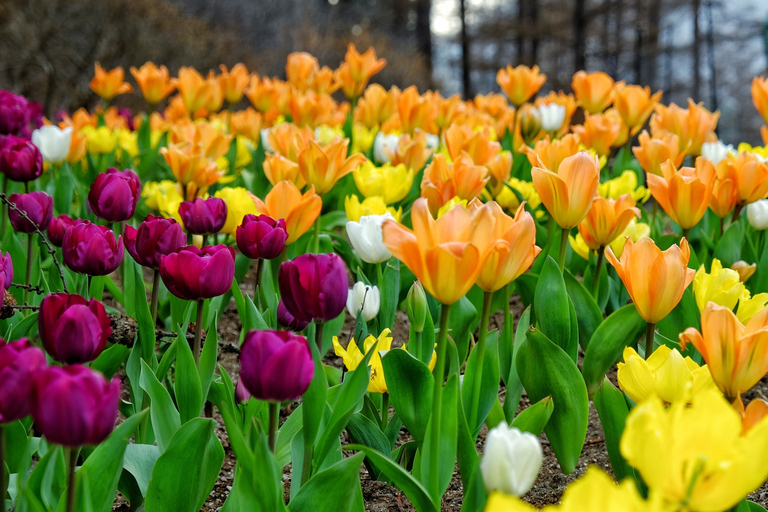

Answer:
[571,113,621,157]
[263,153,305,188]
[267,123,314,162]
[245,75,291,115]
[130,62,176,106]
[388,131,434,172]
[612,84,663,135]
[286,52,319,92]
[289,90,344,129]
[354,84,400,129]
[496,64,546,107]
[397,86,438,135]
[732,261,757,283]
[680,302,768,399]
[524,134,580,173]
[159,142,223,199]
[297,138,367,195]
[647,157,716,230]
[218,64,251,105]
[253,181,322,244]
[649,99,719,156]
[382,197,498,305]
[577,194,640,250]
[605,237,696,324]
[226,108,262,141]
[486,151,513,196]
[420,153,489,214]
[432,92,463,130]
[65,130,87,164]
[204,71,224,112]
[338,44,386,100]
[605,108,630,148]
[444,124,501,166]
[632,130,686,176]
[738,398,768,434]
[718,151,768,206]
[176,67,212,115]
[709,171,739,219]
[752,77,768,125]
[571,71,614,114]
[169,121,232,160]
[89,63,133,101]
[531,151,600,229]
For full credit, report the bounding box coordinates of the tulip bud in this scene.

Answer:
[279,253,348,324]
[159,245,235,301]
[39,293,112,364]
[406,281,427,333]
[87,167,141,223]
[480,422,543,497]
[178,197,228,235]
[518,104,542,144]
[538,103,566,132]
[372,132,399,164]
[31,125,73,164]
[346,282,380,322]
[0,252,12,294]
[235,214,288,260]
[346,213,394,264]
[277,300,310,332]
[0,338,46,424]
[748,199,768,230]
[239,330,314,402]
[124,215,186,269]
[235,377,252,404]
[33,365,121,447]
[732,261,757,283]
[0,135,43,182]
[63,221,124,276]
[9,191,53,233]
[47,214,76,247]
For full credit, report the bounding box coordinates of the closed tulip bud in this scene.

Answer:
[277,300,310,332]
[47,214,76,247]
[518,104,542,143]
[480,422,543,497]
[732,261,757,283]
[279,253,348,324]
[88,168,141,223]
[538,102,566,132]
[748,199,768,230]
[124,215,186,269]
[235,214,288,260]
[0,338,46,424]
[0,135,43,182]
[63,221,124,276]
[31,125,73,164]
[571,71,615,114]
[0,251,12,293]
[701,141,735,166]
[178,197,228,235]
[160,245,235,301]
[346,213,394,264]
[33,365,121,447]
[346,282,380,321]
[239,330,314,402]
[39,293,111,364]
[9,192,53,233]
[405,281,427,333]
[234,377,251,404]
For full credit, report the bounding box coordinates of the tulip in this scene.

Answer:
[496,65,546,107]
[578,195,640,250]
[89,63,133,102]
[732,261,757,283]
[405,281,428,333]
[373,132,400,164]
[747,199,768,230]
[632,129,686,176]
[444,125,501,167]
[524,134,580,174]
[341,44,386,98]
[277,300,310,332]
[160,142,223,199]
[516,104,542,144]
[752,76,768,125]
[692,259,748,313]
[124,215,186,270]
[130,62,177,106]
[9,191,53,233]
[0,338,46,424]
[346,282,380,322]
[62,221,124,276]
[263,153,304,188]
[701,140,735,166]
[160,245,235,301]
[709,170,739,220]
[719,152,768,211]
[38,293,111,364]
[353,161,416,205]
[0,135,43,182]
[31,125,73,164]
[571,113,621,157]
[344,195,402,223]
[420,153,489,215]
[612,84,662,135]
[88,168,141,223]
[234,377,251,405]
[480,422,543,497]
[34,364,121,447]
[605,219,650,260]
[218,63,250,105]
[739,398,768,434]
[0,251,12,294]
[346,213,394,264]
[297,138,367,196]
[279,253,348,325]
[178,197,228,236]
[176,66,212,114]
[0,91,34,137]
[236,214,288,260]
[213,187,259,236]
[538,103,566,132]
[597,170,651,203]
[646,157,716,232]
[649,99,719,156]
[80,125,118,154]
[386,131,435,172]
[571,71,614,114]
[253,181,322,245]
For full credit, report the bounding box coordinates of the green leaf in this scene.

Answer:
[420,374,458,505]
[447,295,478,364]
[502,307,531,422]
[534,256,577,362]
[302,329,328,451]
[289,454,364,512]
[563,269,604,349]
[122,444,160,497]
[346,413,392,481]
[139,360,180,453]
[713,221,744,267]
[133,262,156,364]
[510,396,554,437]
[517,328,588,474]
[381,349,433,445]
[199,317,219,403]
[593,378,636,482]
[5,421,29,474]
[173,329,203,424]
[144,418,224,512]
[90,344,129,379]
[378,258,400,330]
[462,330,500,437]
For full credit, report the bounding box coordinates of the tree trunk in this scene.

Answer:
[692,0,702,100]
[416,0,433,79]
[574,0,587,72]
[460,0,471,98]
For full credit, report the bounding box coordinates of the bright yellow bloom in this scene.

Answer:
[568,233,591,260]
[90,63,133,101]
[606,218,650,259]
[253,181,322,244]
[116,129,139,158]
[353,161,415,205]
[314,124,345,146]
[692,259,749,313]
[647,157,716,230]
[130,62,176,106]
[344,195,402,223]
[142,180,185,223]
[216,136,254,173]
[436,197,468,218]
[598,170,651,203]
[496,64,546,107]
[571,71,614,114]
[531,151,600,229]
[495,178,542,215]
[351,123,377,154]
[213,187,259,236]
[737,293,768,324]
[298,138,367,195]
[80,126,118,154]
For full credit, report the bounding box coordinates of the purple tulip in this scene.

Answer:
[39,293,112,364]
[0,252,12,293]
[117,108,135,131]
[279,253,348,324]
[88,167,141,223]
[62,221,124,276]
[0,134,43,182]
[0,91,32,137]
[8,191,53,233]
[124,215,186,269]
[33,364,121,447]
[178,197,228,236]
[0,338,46,424]
[47,214,76,247]
[239,330,314,402]
[235,377,252,404]
[159,245,235,301]
[236,214,288,260]
[277,300,310,331]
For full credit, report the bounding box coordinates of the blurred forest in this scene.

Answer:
[0,0,766,143]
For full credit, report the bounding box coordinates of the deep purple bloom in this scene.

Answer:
[62,221,124,276]
[0,338,46,424]
[0,252,12,293]
[124,215,186,269]
[39,293,112,364]
[0,91,33,138]
[239,330,314,402]
[278,253,348,323]
[47,214,76,247]
[88,167,141,223]
[235,377,251,404]
[0,135,43,182]
[277,300,310,331]
[159,245,235,301]
[178,197,228,236]
[236,214,287,260]
[117,108,135,131]
[9,191,53,233]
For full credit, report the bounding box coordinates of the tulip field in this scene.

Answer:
[4,44,768,512]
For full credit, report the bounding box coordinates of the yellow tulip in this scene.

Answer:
[436,197,468,218]
[141,180,184,224]
[737,293,768,324]
[344,195,402,223]
[568,233,591,260]
[116,129,139,158]
[351,123,376,154]
[598,170,651,203]
[495,179,542,215]
[531,151,600,229]
[692,258,749,313]
[298,138,367,195]
[213,187,259,236]
[607,218,650,259]
[80,126,118,154]
[353,161,416,205]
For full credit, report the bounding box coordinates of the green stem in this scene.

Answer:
[376,261,384,288]
[381,392,390,430]
[429,303,452,499]
[86,275,92,301]
[268,402,278,452]
[732,203,744,225]
[65,448,77,512]
[468,291,493,434]
[193,299,204,367]
[644,322,656,359]
[150,269,160,326]
[301,321,324,486]
[24,234,33,307]
[557,226,569,271]
[1,176,6,239]
[682,228,690,240]
[545,215,554,256]
[591,246,605,298]
[254,258,263,307]
[312,216,321,254]
[0,425,5,512]
[201,234,208,247]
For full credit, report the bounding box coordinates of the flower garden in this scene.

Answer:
[2,44,768,511]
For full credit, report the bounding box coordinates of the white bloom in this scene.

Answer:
[31,125,72,164]
[373,132,400,164]
[701,141,735,166]
[260,128,273,153]
[480,423,543,497]
[748,199,768,230]
[346,282,380,322]
[424,133,440,150]
[347,213,395,263]
[538,103,566,132]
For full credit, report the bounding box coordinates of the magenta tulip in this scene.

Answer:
[236,215,287,260]
[0,338,46,424]
[178,197,228,235]
[0,135,43,182]
[0,91,36,138]
[47,214,76,247]
[0,251,12,293]
[159,245,235,301]
[235,377,252,404]
[239,330,314,402]
[124,215,186,269]
[88,167,141,223]
[279,253,348,323]
[62,221,124,276]
[8,191,52,233]
[33,365,121,447]
[39,293,112,364]
[277,300,309,331]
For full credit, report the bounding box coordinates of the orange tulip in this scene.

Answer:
[169,121,232,160]
[311,66,339,95]
[227,108,262,141]
[253,181,322,244]
[130,62,176,106]
[709,172,739,219]
[245,75,291,116]
[204,72,224,112]
[387,131,434,172]
[263,153,305,188]
[571,71,614,114]
[354,84,400,129]
[739,398,768,434]
[486,151,513,196]
[606,237,696,324]
[649,99,719,156]
[444,124,500,166]
[160,142,223,199]
[90,63,133,101]
[176,67,212,115]
[524,133,580,173]
[397,86,438,135]
[472,93,517,138]
[289,90,344,129]
[432,92,464,131]
[336,44,387,100]
[420,153,489,214]
[531,151,600,229]
[382,197,498,304]
[578,194,641,250]
[572,113,621,157]
[605,107,630,148]
[496,65,546,107]
[717,152,768,206]
[65,130,87,164]
[297,138,367,195]
[632,130,687,176]
[286,52,319,92]
[612,84,663,135]
[267,123,314,161]
[218,64,251,105]
[680,302,768,400]
[752,77,768,125]
[647,157,716,230]
[763,126,768,146]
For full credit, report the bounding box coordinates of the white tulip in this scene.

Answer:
[424,133,440,150]
[31,125,72,164]
[480,422,543,497]
[373,132,400,164]
[347,213,395,264]
[538,103,566,132]
[748,199,768,230]
[701,141,735,166]
[260,128,273,153]
[346,282,380,322]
